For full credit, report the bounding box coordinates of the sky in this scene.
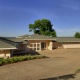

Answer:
[0,0,80,37]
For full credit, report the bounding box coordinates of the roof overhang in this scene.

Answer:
[58,41,80,43]
[0,48,17,50]
[24,39,56,40]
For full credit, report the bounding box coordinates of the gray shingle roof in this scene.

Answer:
[6,38,28,44]
[0,39,16,50]
[18,34,80,42]
[0,37,29,50]
[55,37,80,42]
[7,38,24,43]
[18,34,30,38]
[24,34,56,40]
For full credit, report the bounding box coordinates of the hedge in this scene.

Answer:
[0,55,47,66]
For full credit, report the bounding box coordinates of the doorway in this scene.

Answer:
[41,42,46,50]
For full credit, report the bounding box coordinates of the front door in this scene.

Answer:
[41,42,46,50]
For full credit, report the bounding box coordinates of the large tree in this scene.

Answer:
[74,32,80,38]
[29,19,57,37]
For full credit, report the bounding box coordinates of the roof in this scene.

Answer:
[6,38,24,43]
[55,37,80,42]
[22,40,29,44]
[19,34,80,42]
[0,39,16,50]
[0,34,79,49]
[17,34,80,42]
[0,37,29,50]
[1,35,79,48]
[23,34,56,40]
[6,38,28,44]
[17,34,30,38]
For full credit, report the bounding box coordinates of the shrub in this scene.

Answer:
[8,58,14,63]
[0,60,3,66]
[0,55,47,66]
[7,59,13,63]
[18,56,27,61]
[3,59,8,64]
[12,57,20,63]
[0,58,3,60]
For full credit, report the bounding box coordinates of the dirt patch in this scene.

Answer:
[0,49,80,80]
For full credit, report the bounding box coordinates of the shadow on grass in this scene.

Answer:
[40,74,76,80]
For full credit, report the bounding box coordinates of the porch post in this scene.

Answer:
[36,42,37,51]
[40,42,41,51]
[49,42,53,50]
[10,50,14,57]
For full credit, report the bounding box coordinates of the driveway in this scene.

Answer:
[0,49,80,80]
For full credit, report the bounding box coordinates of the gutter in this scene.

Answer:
[0,48,17,50]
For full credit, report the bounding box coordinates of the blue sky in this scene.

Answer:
[0,0,80,37]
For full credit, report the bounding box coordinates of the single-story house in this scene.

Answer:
[18,34,57,51]
[0,34,80,58]
[0,37,28,58]
[18,34,80,50]
[0,37,16,58]
[53,37,80,49]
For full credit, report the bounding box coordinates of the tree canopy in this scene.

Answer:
[74,32,80,38]
[29,19,57,37]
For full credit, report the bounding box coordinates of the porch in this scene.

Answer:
[27,40,53,51]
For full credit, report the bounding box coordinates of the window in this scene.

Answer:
[29,42,40,51]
